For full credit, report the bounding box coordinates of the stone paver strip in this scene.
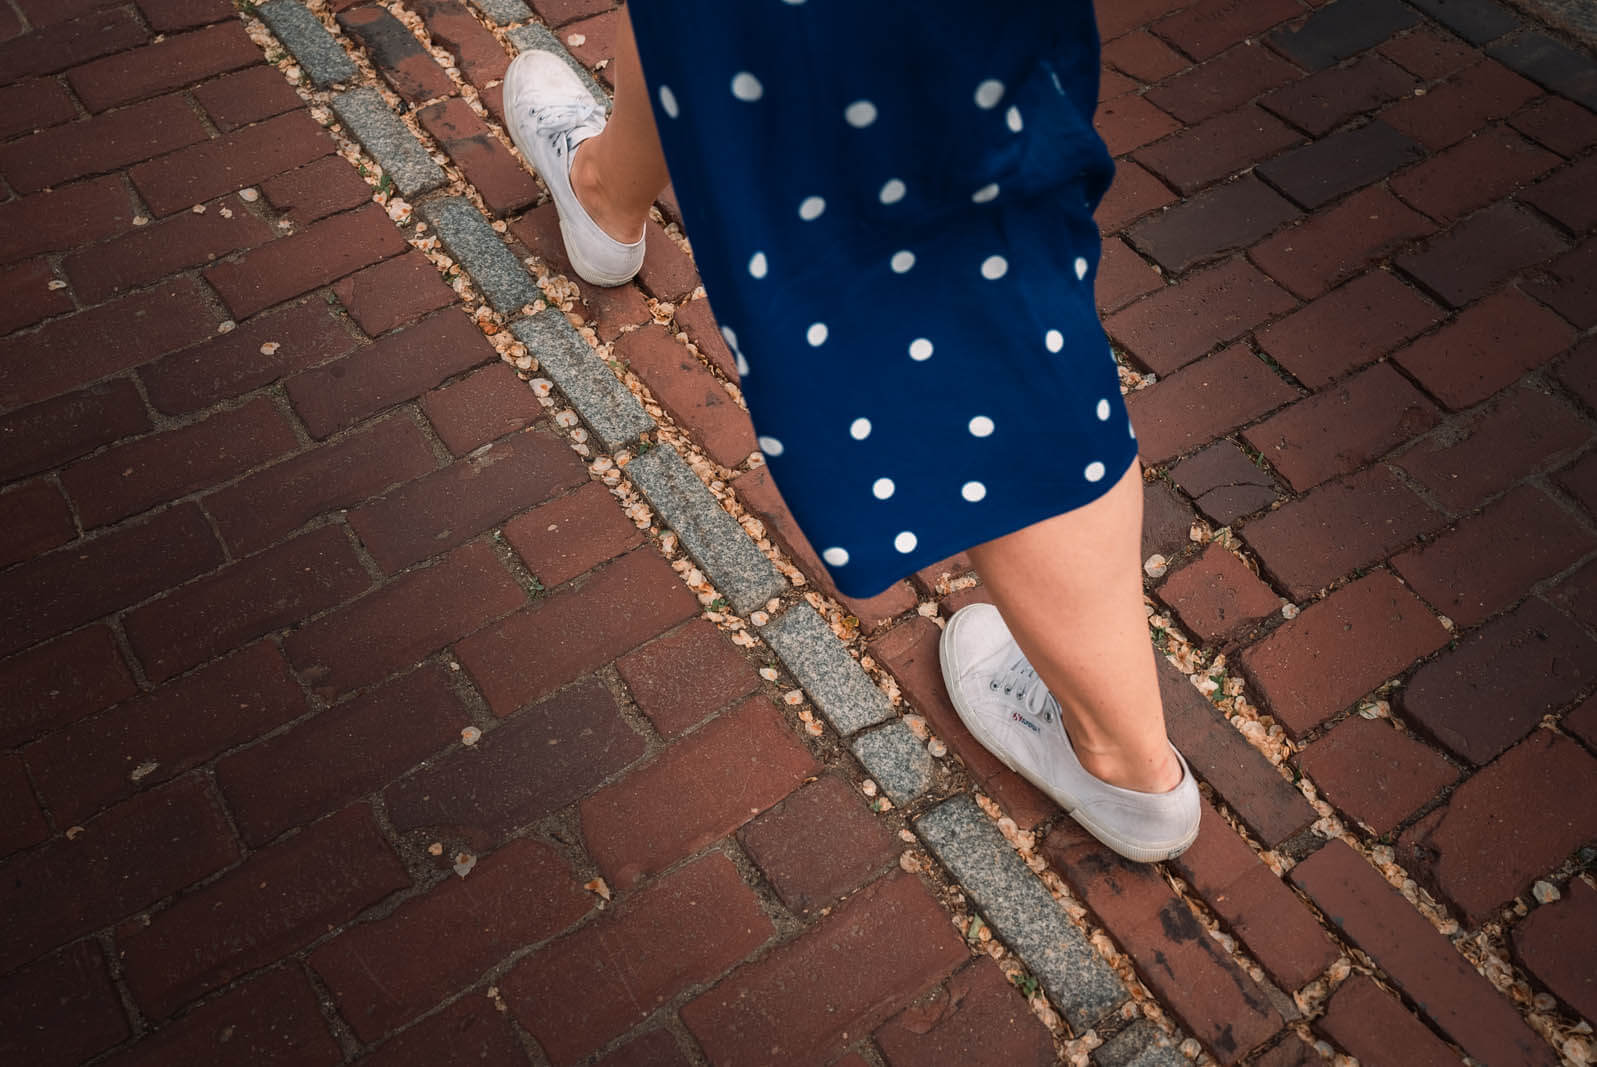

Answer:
[510,312,654,450]
[418,196,539,312]
[257,0,357,87]
[849,719,933,806]
[331,87,446,198]
[470,0,532,26]
[759,602,894,735]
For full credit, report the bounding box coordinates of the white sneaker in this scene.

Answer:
[939,603,1200,863]
[502,50,644,287]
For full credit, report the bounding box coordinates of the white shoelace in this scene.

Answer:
[530,100,605,154]
[990,654,1057,722]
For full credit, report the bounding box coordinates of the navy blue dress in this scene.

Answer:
[626,1,1133,599]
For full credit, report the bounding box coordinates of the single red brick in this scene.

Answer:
[0,176,135,269]
[1095,236,1164,313]
[1521,155,1597,235]
[1256,269,1445,387]
[615,324,755,468]
[456,547,698,715]
[1396,203,1569,312]
[1393,126,1561,223]
[0,752,48,859]
[1146,43,1301,125]
[1243,361,1441,491]
[592,1031,690,1067]
[0,93,208,194]
[739,773,899,917]
[331,250,459,337]
[1383,57,1541,151]
[1258,53,1416,137]
[1126,343,1299,463]
[207,203,409,319]
[109,969,341,1064]
[1296,716,1458,834]
[134,0,232,30]
[1510,94,1597,158]
[1170,802,1339,991]
[259,154,375,226]
[0,379,150,485]
[1095,92,1182,156]
[1096,0,1193,40]
[1242,465,1444,599]
[192,63,306,131]
[382,676,643,849]
[1158,542,1282,642]
[1250,185,1435,299]
[1290,839,1557,1067]
[61,396,300,529]
[529,0,610,27]
[0,6,147,80]
[1135,105,1303,196]
[0,77,80,141]
[350,425,585,572]
[506,853,773,1065]
[915,551,975,595]
[1103,29,1190,82]
[0,941,130,1066]
[1514,876,1597,1023]
[0,503,224,660]
[286,309,494,438]
[1242,571,1449,736]
[0,478,74,568]
[1152,0,1301,60]
[1315,974,1462,1067]
[25,642,303,824]
[0,775,238,975]
[1378,23,1479,81]
[64,198,275,305]
[217,663,464,846]
[417,97,540,216]
[121,803,409,1018]
[284,541,524,699]
[1128,173,1301,274]
[502,480,646,589]
[204,414,438,556]
[1169,440,1282,525]
[338,5,455,103]
[582,695,816,888]
[0,626,134,749]
[421,361,544,454]
[130,109,335,217]
[311,837,592,1042]
[0,276,219,411]
[1107,260,1297,376]
[67,21,259,111]
[869,616,1055,830]
[1043,821,1282,1064]
[667,296,734,377]
[1095,158,1179,234]
[411,0,509,88]
[614,618,760,737]
[636,218,698,302]
[875,958,1056,1067]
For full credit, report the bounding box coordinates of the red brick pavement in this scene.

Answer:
[0,0,1593,1064]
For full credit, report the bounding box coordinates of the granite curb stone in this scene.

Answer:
[1093,1020,1188,1067]
[916,794,1126,1032]
[507,25,612,109]
[509,312,654,451]
[420,197,539,312]
[625,443,787,616]
[470,0,532,26]
[850,719,933,806]
[258,0,358,87]
[759,603,895,735]
[331,88,446,198]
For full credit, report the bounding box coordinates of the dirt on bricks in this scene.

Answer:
[1,0,1595,1065]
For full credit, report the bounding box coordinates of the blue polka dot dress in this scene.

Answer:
[626,0,1135,599]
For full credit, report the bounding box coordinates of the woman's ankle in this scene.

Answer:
[569,139,649,244]
[1071,734,1184,794]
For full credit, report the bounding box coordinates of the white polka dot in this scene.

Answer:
[981,255,1008,280]
[798,196,825,221]
[721,325,738,350]
[873,477,895,500]
[1129,421,1137,438]
[971,183,999,203]
[908,338,933,361]
[1045,329,1064,353]
[969,415,994,437]
[736,350,750,377]
[894,531,918,554]
[849,417,871,440]
[974,79,1004,109]
[748,251,767,278]
[844,99,877,127]
[806,322,828,346]
[1096,398,1111,421]
[1007,106,1023,132]
[1074,256,1089,280]
[658,85,679,119]
[822,546,849,566]
[879,178,906,204]
[890,250,916,273]
[962,481,987,502]
[1084,461,1106,482]
[731,72,763,101]
[758,435,784,456]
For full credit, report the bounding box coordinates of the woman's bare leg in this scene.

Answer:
[966,460,1182,794]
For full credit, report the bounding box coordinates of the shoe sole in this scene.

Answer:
[938,609,1197,863]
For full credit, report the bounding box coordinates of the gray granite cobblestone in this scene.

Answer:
[759,604,895,735]
[510,312,654,451]
[331,88,446,198]
[850,720,933,806]
[259,0,358,87]
[1093,1020,1188,1067]
[469,0,531,25]
[421,197,539,313]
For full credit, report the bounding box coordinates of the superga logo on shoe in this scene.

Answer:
[1010,711,1040,733]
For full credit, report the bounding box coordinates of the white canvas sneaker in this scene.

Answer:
[939,602,1200,862]
[502,50,645,287]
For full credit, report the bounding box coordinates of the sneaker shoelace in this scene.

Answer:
[530,99,605,156]
[990,654,1058,723]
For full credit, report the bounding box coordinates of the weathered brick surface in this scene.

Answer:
[1256,121,1424,210]
[1395,203,1569,311]
[614,325,756,468]
[207,203,409,318]
[505,853,775,1064]
[0,77,79,141]
[684,871,966,1067]
[1152,0,1301,61]
[0,941,129,1067]
[1400,730,1597,926]
[0,626,135,749]
[0,8,146,79]
[0,775,237,974]
[583,696,816,888]
[1125,343,1298,464]
[284,541,525,698]
[120,803,410,1018]
[360,995,530,1067]
[875,959,1057,1067]
[1522,154,1597,235]
[259,155,375,226]
[739,773,898,917]
[1291,839,1558,1067]
[64,197,277,304]
[1157,542,1282,643]
[311,837,592,1041]
[348,424,587,572]
[417,97,540,216]
[1511,94,1597,157]
[1169,441,1282,526]
[1525,239,1597,330]
[592,1031,693,1067]
[137,0,235,31]
[0,478,74,569]
[130,109,335,217]
[0,753,48,859]
[1134,105,1302,195]
[1267,0,1419,69]
[0,381,151,484]
[384,676,643,848]
[503,480,647,590]
[1128,174,1300,274]
[0,259,74,336]
[1241,571,1449,736]
[1383,57,1541,150]
[1095,237,1165,313]
[1379,22,1485,81]
[1095,92,1182,156]
[412,0,509,88]
[1314,974,1463,1067]
[1095,159,1179,234]
[1106,260,1296,376]
[456,547,699,715]
[193,63,306,131]
[421,361,544,454]
[1296,716,1457,835]
[25,642,305,824]
[332,250,459,336]
[1044,821,1282,1064]
[1259,53,1415,137]
[1250,186,1434,299]
[1255,269,1444,388]
[66,21,260,111]
[1145,44,1300,125]
[0,93,208,194]
[613,619,761,738]
[1514,877,1597,1023]
[1103,27,1190,82]
[339,4,456,103]
[1390,125,1560,223]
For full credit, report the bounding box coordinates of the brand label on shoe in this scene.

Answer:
[1010,711,1040,734]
